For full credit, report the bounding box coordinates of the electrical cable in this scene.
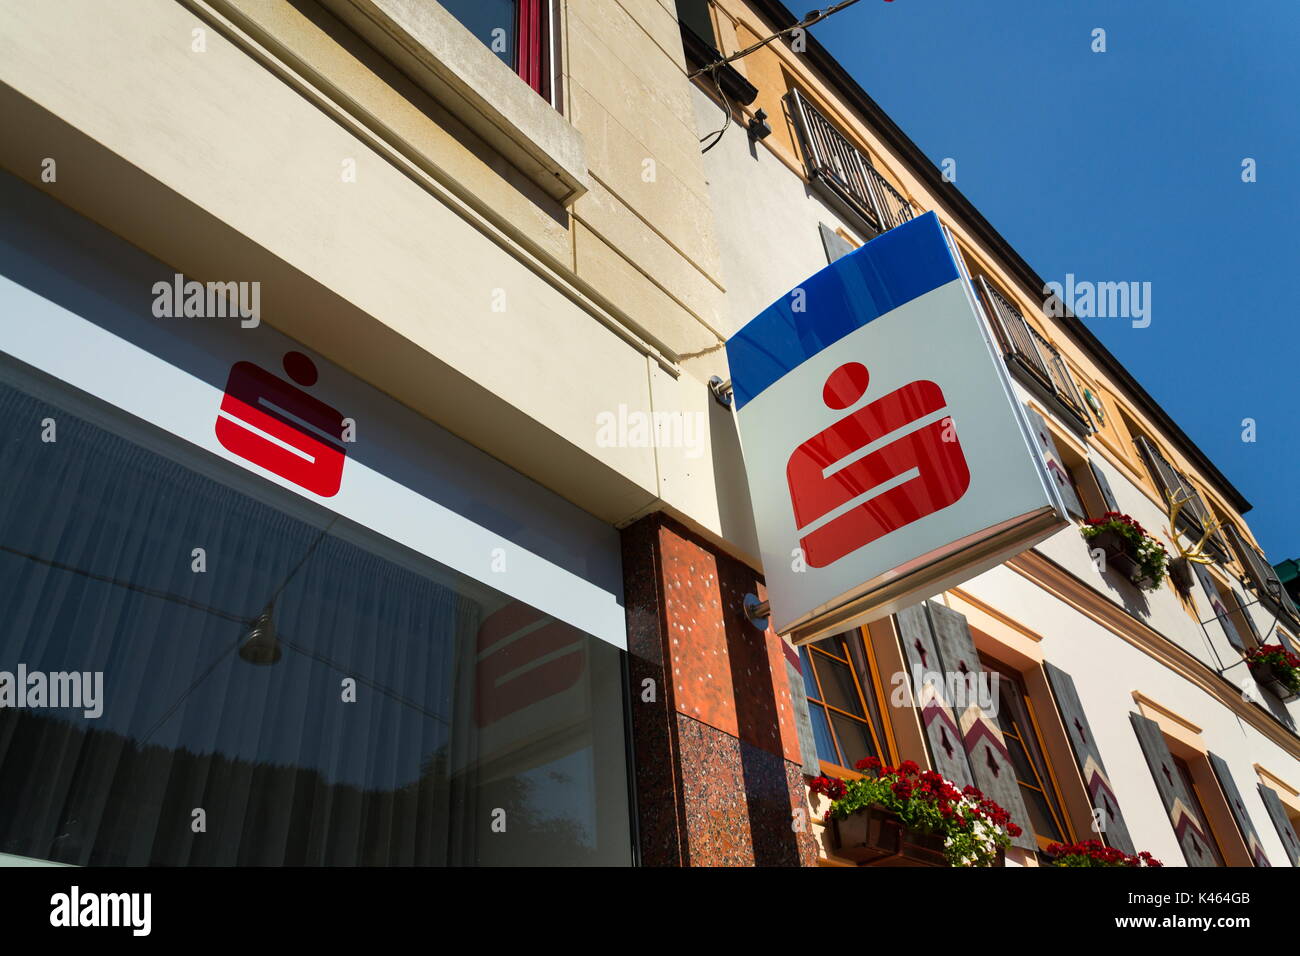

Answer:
[691,0,863,153]
[699,71,733,153]
[688,0,864,80]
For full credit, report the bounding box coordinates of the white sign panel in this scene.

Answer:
[726,213,1068,643]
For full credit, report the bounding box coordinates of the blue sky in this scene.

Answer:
[813,0,1300,560]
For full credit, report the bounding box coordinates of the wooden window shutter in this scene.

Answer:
[906,601,1037,850]
[1132,433,1179,497]
[1024,406,1084,519]
[1226,523,1300,633]
[1088,459,1120,514]
[1172,480,1228,559]
[817,223,856,264]
[1191,562,1248,651]
[1041,663,1135,854]
[1206,753,1270,866]
[895,603,977,789]
[784,655,824,777]
[1257,784,1300,866]
[1128,713,1218,866]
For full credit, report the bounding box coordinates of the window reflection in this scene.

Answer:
[0,370,631,866]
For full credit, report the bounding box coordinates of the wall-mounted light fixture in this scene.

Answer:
[747,108,772,142]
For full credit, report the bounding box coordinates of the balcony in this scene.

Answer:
[788,89,914,236]
[977,278,1092,433]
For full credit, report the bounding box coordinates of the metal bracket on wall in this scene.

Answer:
[708,376,733,408]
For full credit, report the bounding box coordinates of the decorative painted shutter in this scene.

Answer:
[1257,784,1300,866]
[1128,713,1217,867]
[923,601,1036,850]
[1206,753,1269,866]
[1024,406,1084,519]
[1230,586,1263,644]
[818,223,856,264]
[1041,663,1135,854]
[1088,459,1120,514]
[1191,562,1247,651]
[896,603,976,789]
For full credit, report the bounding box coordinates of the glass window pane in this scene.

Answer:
[1019,784,1064,843]
[808,703,839,766]
[1004,730,1041,786]
[818,658,866,717]
[828,713,877,769]
[0,370,631,867]
[441,0,517,67]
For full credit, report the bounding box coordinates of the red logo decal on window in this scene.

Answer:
[786,362,970,568]
[475,603,585,727]
[215,351,347,497]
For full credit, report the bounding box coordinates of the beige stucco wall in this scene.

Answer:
[0,0,766,563]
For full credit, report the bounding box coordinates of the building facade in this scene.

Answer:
[0,0,1297,867]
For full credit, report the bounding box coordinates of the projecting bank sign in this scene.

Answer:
[726,212,1068,644]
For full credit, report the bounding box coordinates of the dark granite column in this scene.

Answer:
[621,512,817,867]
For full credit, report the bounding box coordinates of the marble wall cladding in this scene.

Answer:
[621,513,817,866]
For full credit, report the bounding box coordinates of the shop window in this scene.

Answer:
[0,367,631,866]
[1172,755,1228,866]
[441,0,552,99]
[799,631,892,772]
[981,657,1073,849]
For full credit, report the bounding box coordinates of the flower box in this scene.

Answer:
[1249,660,1300,703]
[830,803,950,867]
[812,761,1016,866]
[1044,840,1162,867]
[1090,528,1144,583]
[1082,512,1168,592]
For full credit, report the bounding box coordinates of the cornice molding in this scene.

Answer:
[1007,550,1300,757]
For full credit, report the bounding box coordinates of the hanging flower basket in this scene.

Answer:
[1081,513,1167,592]
[1166,555,1195,595]
[812,759,1019,867]
[1044,840,1162,867]
[1246,644,1300,703]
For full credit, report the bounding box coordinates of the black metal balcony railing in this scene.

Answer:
[978,277,1091,429]
[788,89,914,234]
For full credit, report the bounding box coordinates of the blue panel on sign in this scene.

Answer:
[726,211,960,410]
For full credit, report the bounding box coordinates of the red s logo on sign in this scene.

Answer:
[786,362,970,568]
[215,351,347,497]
